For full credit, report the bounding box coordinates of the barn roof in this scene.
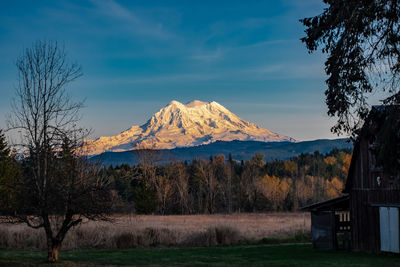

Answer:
[342,105,399,193]
[301,195,349,212]
[343,140,359,193]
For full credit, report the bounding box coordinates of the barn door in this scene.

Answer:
[379,207,399,253]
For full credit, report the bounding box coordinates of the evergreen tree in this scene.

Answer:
[0,129,21,214]
[0,129,10,158]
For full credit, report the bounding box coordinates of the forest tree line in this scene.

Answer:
[106,148,352,214]
[0,128,352,216]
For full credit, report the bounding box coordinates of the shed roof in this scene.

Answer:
[301,195,349,212]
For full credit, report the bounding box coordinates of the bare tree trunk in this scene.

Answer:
[44,222,60,263]
[43,211,81,262]
[48,240,61,262]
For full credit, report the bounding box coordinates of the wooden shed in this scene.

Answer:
[302,195,350,250]
[344,105,400,253]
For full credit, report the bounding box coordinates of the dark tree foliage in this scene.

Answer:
[375,111,400,174]
[131,179,158,214]
[301,0,400,135]
[0,129,22,213]
[0,130,10,158]
[367,106,400,174]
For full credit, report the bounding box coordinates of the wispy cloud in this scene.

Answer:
[189,39,295,63]
[91,0,131,19]
[282,0,325,8]
[127,73,220,84]
[227,101,324,111]
[190,48,224,62]
[245,61,326,80]
[250,64,284,74]
[79,72,220,88]
[236,17,273,29]
[80,60,325,90]
[89,0,175,40]
[248,39,297,47]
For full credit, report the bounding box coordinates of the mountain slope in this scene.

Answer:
[90,139,353,166]
[85,100,294,155]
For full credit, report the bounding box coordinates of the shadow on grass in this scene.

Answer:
[0,243,399,266]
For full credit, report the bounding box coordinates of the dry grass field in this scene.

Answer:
[0,212,310,250]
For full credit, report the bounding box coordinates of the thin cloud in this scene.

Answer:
[282,0,325,8]
[91,0,132,19]
[79,72,220,88]
[190,48,224,62]
[227,101,324,111]
[236,17,273,29]
[245,62,326,80]
[89,0,175,40]
[248,39,297,48]
[80,61,325,90]
[250,64,284,74]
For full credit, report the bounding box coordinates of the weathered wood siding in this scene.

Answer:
[311,211,335,249]
[349,137,400,253]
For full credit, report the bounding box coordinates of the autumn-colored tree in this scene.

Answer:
[107,148,351,214]
[341,154,352,177]
[326,177,344,199]
[295,176,313,207]
[324,156,337,165]
[243,154,264,211]
[258,174,290,210]
[284,161,298,177]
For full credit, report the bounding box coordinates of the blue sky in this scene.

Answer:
[0,0,341,141]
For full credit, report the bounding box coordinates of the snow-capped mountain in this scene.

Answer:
[84,100,295,155]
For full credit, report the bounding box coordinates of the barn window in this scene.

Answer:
[379,207,400,253]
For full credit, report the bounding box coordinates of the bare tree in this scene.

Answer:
[172,163,190,214]
[155,170,172,215]
[197,160,218,214]
[243,154,264,212]
[134,143,160,185]
[222,155,234,213]
[3,41,113,262]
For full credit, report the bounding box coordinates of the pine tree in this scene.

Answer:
[0,129,21,214]
[0,129,10,159]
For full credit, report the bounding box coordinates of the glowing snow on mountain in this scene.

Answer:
[84,100,295,155]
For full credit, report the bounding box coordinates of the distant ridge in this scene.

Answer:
[84,100,294,155]
[90,139,353,166]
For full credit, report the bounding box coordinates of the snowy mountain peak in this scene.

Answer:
[84,100,295,155]
[168,100,184,107]
[185,100,207,108]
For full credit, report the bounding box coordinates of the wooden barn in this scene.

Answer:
[304,105,400,253]
[302,195,351,250]
[345,105,400,253]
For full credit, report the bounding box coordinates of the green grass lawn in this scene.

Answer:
[0,243,399,266]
